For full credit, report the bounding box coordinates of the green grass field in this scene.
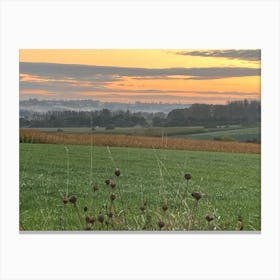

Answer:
[20,143,261,231]
[174,127,261,142]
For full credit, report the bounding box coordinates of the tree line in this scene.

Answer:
[154,99,260,127]
[21,109,147,128]
[20,99,260,128]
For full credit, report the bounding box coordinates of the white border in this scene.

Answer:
[1,1,279,279]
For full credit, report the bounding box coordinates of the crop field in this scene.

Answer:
[20,143,261,231]
[37,125,259,142]
[20,129,261,154]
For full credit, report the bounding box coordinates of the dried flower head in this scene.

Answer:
[62,196,69,204]
[236,216,243,230]
[205,214,214,222]
[184,173,192,180]
[162,204,168,212]
[107,211,113,218]
[84,206,88,212]
[105,179,111,185]
[110,193,116,201]
[85,216,95,224]
[68,195,77,204]
[98,213,104,224]
[236,221,243,230]
[115,168,121,177]
[191,192,202,201]
[158,220,165,229]
[110,181,116,189]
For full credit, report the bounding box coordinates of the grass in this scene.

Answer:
[20,143,261,231]
[175,127,260,142]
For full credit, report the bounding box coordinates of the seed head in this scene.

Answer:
[110,193,116,201]
[236,216,243,230]
[98,213,104,224]
[162,204,168,212]
[84,206,88,212]
[107,211,113,218]
[184,173,192,180]
[110,181,116,189]
[205,214,214,222]
[191,191,202,201]
[158,220,165,229]
[115,168,121,177]
[105,179,111,185]
[62,196,68,204]
[236,221,243,230]
[68,195,77,204]
[85,216,95,224]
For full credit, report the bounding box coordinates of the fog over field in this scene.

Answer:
[20,98,191,114]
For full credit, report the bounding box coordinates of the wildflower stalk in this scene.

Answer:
[64,146,70,196]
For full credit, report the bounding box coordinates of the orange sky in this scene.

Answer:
[19,49,261,104]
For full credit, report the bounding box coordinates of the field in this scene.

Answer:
[20,129,260,154]
[175,127,260,142]
[20,143,261,231]
[38,125,260,143]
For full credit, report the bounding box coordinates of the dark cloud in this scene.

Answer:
[20,62,260,82]
[176,49,261,62]
[19,62,260,101]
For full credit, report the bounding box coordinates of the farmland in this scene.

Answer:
[20,129,260,154]
[20,142,261,231]
[37,125,260,143]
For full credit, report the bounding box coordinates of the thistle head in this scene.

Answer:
[205,214,214,222]
[62,196,68,204]
[158,220,165,229]
[115,168,121,177]
[191,191,202,201]
[110,181,116,189]
[110,193,116,201]
[162,204,168,212]
[68,195,77,204]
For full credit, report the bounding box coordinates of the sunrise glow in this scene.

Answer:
[19,49,261,104]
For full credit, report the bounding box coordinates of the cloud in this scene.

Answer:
[19,62,261,102]
[175,49,261,62]
[20,79,259,98]
[20,62,260,82]
[82,92,259,99]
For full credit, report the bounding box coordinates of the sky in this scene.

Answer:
[19,49,261,104]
